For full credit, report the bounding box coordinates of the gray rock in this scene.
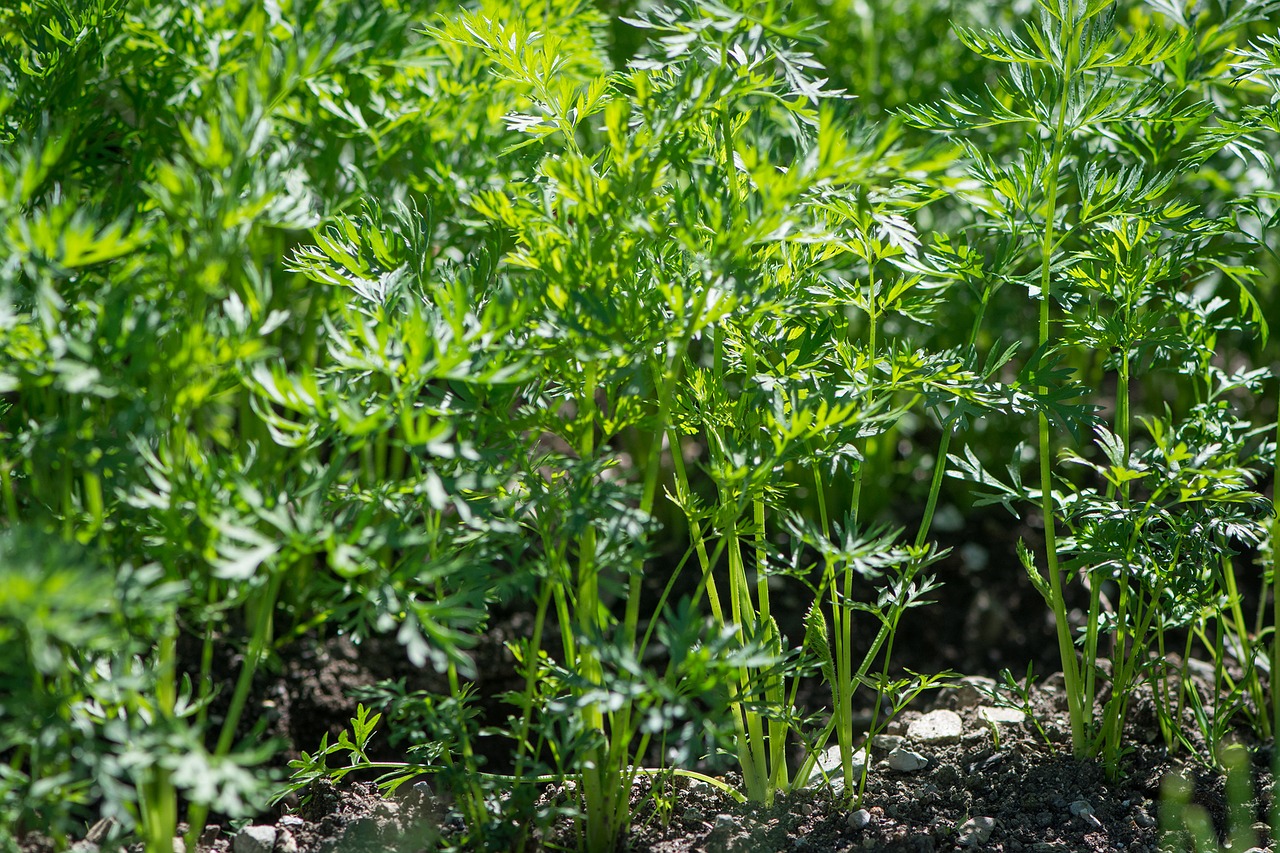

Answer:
[848,809,872,830]
[714,814,736,831]
[232,826,277,853]
[887,747,929,772]
[907,710,963,745]
[957,816,996,846]
[978,706,1026,725]
[278,816,304,829]
[949,676,998,709]
[870,734,905,753]
[1069,800,1102,829]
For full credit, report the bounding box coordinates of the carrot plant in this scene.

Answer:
[904,0,1278,772]
[2,0,1279,850]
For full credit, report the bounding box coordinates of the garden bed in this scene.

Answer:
[3,0,1279,851]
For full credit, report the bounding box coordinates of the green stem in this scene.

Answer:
[186,569,285,849]
[0,460,16,524]
[1272,387,1280,742]
[914,286,993,549]
[512,582,552,781]
[1035,11,1085,757]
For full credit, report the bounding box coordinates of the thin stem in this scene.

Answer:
[914,285,993,549]
[1272,387,1280,742]
[1036,10,1085,756]
[187,568,285,849]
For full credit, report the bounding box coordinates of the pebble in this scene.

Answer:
[907,710,963,745]
[887,747,929,772]
[1069,800,1102,829]
[715,814,736,831]
[682,807,705,824]
[871,734,905,752]
[978,706,1026,725]
[949,676,997,709]
[232,826,277,853]
[957,816,996,846]
[278,815,305,829]
[848,809,872,830]
[808,745,868,794]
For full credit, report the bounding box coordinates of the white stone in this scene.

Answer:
[958,816,996,846]
[907,710,963,744]
[887,747,929,772]
[232,826,277,853]
[978,706,1026,725]
[808,744,868,794]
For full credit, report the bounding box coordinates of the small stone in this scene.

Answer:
[232,825,277,853]
[800,803,813,816]
[907,710,963,745]
[276,829,299,853]
[1132,811,1154,828]
[68,843,99,853]
[870,734,905,753]
[887,747,929,772]
[715,814,736,830]
[1069,800,1102,829]
[957,816,996,846]
[278,815,305,829]
[808,745,868,794]
[949,676,998,708]
[848,809,872,830]
[978,706,1026,725]
[682,807,705,824]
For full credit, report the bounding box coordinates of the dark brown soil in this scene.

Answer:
[48,633,1269,853]
[33,505,1278,853]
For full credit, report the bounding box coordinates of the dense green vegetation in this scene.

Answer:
[1,0,1278,850]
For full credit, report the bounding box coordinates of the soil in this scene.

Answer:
[36,627,1274,853]
[28,509,1278,853]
